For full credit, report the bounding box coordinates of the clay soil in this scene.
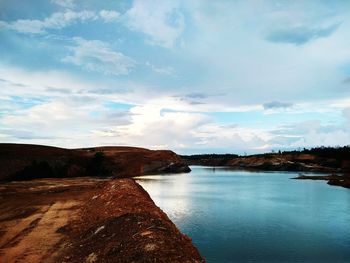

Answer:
[0,178,204,262]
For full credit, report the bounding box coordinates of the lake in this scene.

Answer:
[136,166,350,263]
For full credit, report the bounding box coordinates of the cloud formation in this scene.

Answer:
[62,38,136,75]
[99,10,120,22]
[51,0,75,9]
[145,62,174,75]
[263,101,293,110]
[0,9,120,34]
[266,23,340,45]
[0,10,97,34]
[126,0,185,48]
[1,0,350,153]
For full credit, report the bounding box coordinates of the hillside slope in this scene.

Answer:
[0,144,190,181]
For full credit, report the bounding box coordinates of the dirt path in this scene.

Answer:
[0,200,79,262]
[0,178,204,262]
[0,179,105,262]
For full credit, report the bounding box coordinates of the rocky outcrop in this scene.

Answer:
[292,174,350,189]
[226,155,339,172]
[0,144,190,181]
[144,161,191,174]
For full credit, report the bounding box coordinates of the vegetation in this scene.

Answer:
[283,146,350,160]
[87,151,110,177]
[182,146,350,159]
[180,154,239,166]
[14,160,55,180]
[181,153,238,159]
[12,151,110,180]
[181,146,350,171]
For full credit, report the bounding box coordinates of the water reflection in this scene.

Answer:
[136,167,350,263]
[136,173,192,220]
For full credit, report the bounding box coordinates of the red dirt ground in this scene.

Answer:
[0,178,204,262]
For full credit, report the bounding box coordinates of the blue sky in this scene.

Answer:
[1,0,350,154]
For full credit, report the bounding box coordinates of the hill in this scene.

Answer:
[0,143,190,181]
[181,146,350,173]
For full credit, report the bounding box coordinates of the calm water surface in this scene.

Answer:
[136,166,350,263]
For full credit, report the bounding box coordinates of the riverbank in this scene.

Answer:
[0,177,204,262]
[292,174,350,189]
[181,148,350,173]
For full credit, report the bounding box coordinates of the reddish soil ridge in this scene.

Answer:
[0,178,204,262]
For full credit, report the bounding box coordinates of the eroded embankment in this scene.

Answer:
[0,178,204,262]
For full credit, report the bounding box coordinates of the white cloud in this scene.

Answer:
[62,38,136,75]
[173,1,350,107]
[90,104,209,150]
[0,64,172,106]
[191,123,269,152]
[0,9,122,34]
[99,10,120,22]
[85,102,271,153]
[145,62,174,75]
[292,130,350,148]
[1,10,96,34]
[0,64,101,97]
[125,0,185,48]
[0,97,131,146]
[51,0,75,9]
[268,119,350,149]
[0,19,45,34]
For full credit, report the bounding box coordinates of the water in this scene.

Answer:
[136,166,350,263]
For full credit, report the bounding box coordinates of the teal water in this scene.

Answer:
[136,166,350,263]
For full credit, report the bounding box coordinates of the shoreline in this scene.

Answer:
[291,174,350,189]
[181,151,350,174]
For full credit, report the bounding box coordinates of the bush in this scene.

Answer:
[14,160,55,180]
[87,152,109,177]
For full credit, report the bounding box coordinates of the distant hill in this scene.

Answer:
[181,146,350,173]
[0,143,190,181]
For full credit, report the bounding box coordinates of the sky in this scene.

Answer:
[1,0,350,154]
